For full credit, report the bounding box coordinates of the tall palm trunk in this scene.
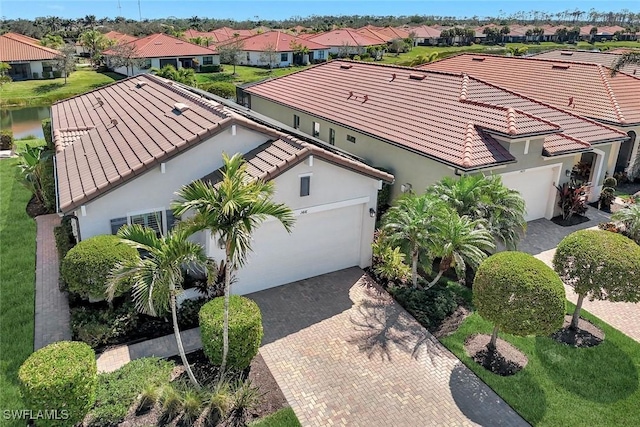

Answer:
[220,245,231,375]
[170,283,200,388]
[570,294,585,330]
[426,256,450,289]
[411,246,419,289]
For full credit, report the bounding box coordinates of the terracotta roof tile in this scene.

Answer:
[53,74,392,212]
[102,31,137,44]
[408,26,442,38]
[238,31,328,52]
[307,29,382,47]
[103,33,217,58]
[0,32,61,62]
[533,50,637,75]
[421,53,640,125]
[245,60,627,169]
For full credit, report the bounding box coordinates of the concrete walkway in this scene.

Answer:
[520,207,640,343]
[34,214,71,350]
[251,268,528,427]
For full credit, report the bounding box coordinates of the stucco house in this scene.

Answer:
[50,74,393,295]
[240,60,628,221]
[408,26,442,46]
[103,33,219,77]
[0,32,61,80]
[306,29,382,56]
[421,54,640,178]
[75,31,138,56]
[234,31,329,67]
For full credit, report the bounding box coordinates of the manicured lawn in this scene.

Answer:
[196,65,307,86]
[440,303,640,426]
[0,69,125,107]
[13,137,46,153]
[0,158,37,426]
[251,407,301,427]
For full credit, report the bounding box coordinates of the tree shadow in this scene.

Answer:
[33,83,64,94]
[346,279,446,363]
[535,336,638,403]
[449,363,539,426]
[196,72,235,83]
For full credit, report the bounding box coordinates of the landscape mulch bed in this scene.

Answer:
[464,334,528,376]
[26,195,48,218]
[431,306,471,339]
[551,314,605,348]
[551,214,590,227]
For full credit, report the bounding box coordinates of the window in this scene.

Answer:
[202,56,213,65]
[129,210,164,236]
[312,122,320,137]
[42,62,53,73]
[300,176,311,197]
[140,59,152,69]
[329,128,335,145]
[347,135,356,143]
[317,50,326,60]
[246,52,250,61]
[293,114,300,129]
[280,52,288,62]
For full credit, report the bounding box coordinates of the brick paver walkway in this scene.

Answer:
[520,208,640,343]
[34,214,71,350]
[250,268,528,427]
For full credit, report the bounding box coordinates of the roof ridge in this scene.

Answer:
[2,32,62,56]
[462,123,474,167]
[154,75,231,118]
[596,64,627,124]
[506,108,517,135]
[52,74,139,106]
[553,132,592,148]
[434,52,623,69]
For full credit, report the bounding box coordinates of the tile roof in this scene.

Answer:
[421,53,640,126]
[245,60,627,170]
[103,33,217,58]
[212,27,256,42]
[239,31,328,52]
[0,32,61,62]
[355,27,391,43]
[306,29,382,47]
[408,26,442,38]
[102,31,138,44]
[377,27,411,40]
[532,50,638,76]
[53,74,391,212]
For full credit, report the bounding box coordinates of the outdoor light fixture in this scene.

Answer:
[565,169,571,177]
[369,208,376,218]
[400,183,412,193]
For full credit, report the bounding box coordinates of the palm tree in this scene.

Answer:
[107,224,215,388]
[380,193,446,288]
[610,52,640,76]
[426,213,494,288]
[172,153,295,374]
[612,204,640,243]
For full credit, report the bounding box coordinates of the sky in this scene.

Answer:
[0,0,638,22]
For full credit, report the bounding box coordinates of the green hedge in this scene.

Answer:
[53,216,76,262]
[42,119,53,150]
[199,295,263,370]
[474,251,565,337]
[61,234,138,301]
[0,129,13,150]
[199,64,224,73]
[199,81,236,99]
[18,341,97,427]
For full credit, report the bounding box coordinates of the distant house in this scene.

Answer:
[75,30,137,56]
[408,26,442,46]
[235,31,330,67]
[182,29,219,46]
[103,33,219,76]
[0,32,61,80]
[211,27,256,43]
[51,74,392,295]
[306,29,382,56]
[241,60,628,221]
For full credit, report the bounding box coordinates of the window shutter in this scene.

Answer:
[110,217,127,235]
[166,209,179,232]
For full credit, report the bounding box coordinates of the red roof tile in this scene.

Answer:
[182,29,219,43]
[355,27,391,43]
[53,74,391,212]
[238,31,328,52]
[307,29,382,47]
[532,50,637,75]
[103,33,217,58]
[245,60,627,169]
[212,27,256,42]
[408,26,442,38]
[103,31,137,44]
[421,53,640,125]
[377,27,411,40]
[0,32,61,62]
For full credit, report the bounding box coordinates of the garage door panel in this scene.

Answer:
[500,168,556,221]
[234,205,363,294]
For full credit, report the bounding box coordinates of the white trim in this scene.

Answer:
[298,172,313,178]
[499,162,563,177]
[294,196,370,217]
[500,163,562,220]
[80,205,87,217]
[590,148,606,202]
[126,207,166,234]
[544,153,579,161]
[160,163,166,174]
[524,139,530,155]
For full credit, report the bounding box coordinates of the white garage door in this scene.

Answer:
[233,204,364,294]
[500,167,556,221]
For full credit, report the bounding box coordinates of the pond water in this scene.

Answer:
[0,106,50,140]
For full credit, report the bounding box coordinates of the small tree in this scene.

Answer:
[53,43,76,84]
[40,34,64,49]
[553,229,640,330]
[218,35,244,75]
[108,43,145,76]
[80,30,110,66]
[474,251,566,352]
[259,42,278,69]
[612,204,640,244]
[0,62,12,86]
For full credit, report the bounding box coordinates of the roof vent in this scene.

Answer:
[340,64,353,69]
[173,102,189,112]
[390,73,396,81]
[136,81,147,88]
[154,42,162,45]
[560,52,574,56]
[409,73,426,81]
[110,118,118,126]
[96,97,104,107]
[552,64,571,70]
[471,57,485,62]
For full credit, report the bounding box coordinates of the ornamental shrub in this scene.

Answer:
[18,341,97,427]
[474,251,565,347]
[199,295,263,370]
[199,81,236,99]
[0,129,13,150]
[553,229,640,329]
[41,118,53,150]
[61,234,138,301]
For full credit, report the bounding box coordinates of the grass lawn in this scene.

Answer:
[440,303,640,426]
[251,408,301,427]
[0,69,125,107]
[196,65,308,86]
[13,137,46,153]
[0,158,38,426]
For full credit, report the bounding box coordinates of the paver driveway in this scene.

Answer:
[248,268,528,427]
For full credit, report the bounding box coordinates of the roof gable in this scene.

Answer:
[239,31,328,52]
[307,29,382,47]
[0,32,61,62]
[103,33,217,58]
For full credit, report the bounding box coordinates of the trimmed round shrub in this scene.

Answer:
[199,82,236,99]
[18,341,97,427]
[474,251,565,337]
[61,234,138,301]
[199,295,263,370]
